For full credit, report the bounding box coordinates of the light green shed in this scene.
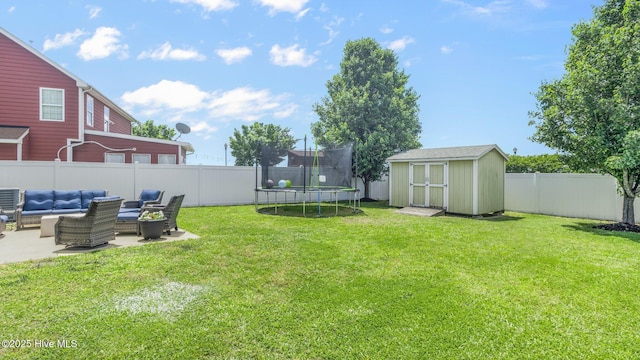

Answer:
[386,144,508,216]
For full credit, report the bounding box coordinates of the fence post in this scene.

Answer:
[197,165,202,207]
[133,161,138,200]
[53,160,60,189]
[533,172,540,214]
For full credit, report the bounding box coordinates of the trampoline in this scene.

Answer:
[254,138,361,217]
[255,187,360,216]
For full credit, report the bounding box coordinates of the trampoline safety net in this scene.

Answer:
[260,143,353,190]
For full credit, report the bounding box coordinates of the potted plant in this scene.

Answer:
[138,210,165,240]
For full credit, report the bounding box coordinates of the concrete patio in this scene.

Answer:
[0,224,200,265]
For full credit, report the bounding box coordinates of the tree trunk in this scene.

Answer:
[364,179,371,199]
[622,194,635,225]
[620,169,638,225]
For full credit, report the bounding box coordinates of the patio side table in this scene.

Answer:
[40,214,84,237]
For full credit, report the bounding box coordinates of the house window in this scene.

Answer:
[86,95,94,127]
[104,107,110,132]
[158,154,176,164]
[40,88,64,121]
[104,153,125,163]
[132,154,151,164]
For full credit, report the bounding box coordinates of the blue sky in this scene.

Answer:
[2,0,597,165]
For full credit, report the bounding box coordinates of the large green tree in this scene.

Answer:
[132,120,176,140]
[529,0,640,224]
[229,122,296,166]
[312,38,421,198]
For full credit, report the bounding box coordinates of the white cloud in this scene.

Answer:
[8,6,15,13]
[380,25,394,34]
[121,81,298,136]
[321,16,344,46]
[295,8,311,21]
[170,0,237,12]
[138,42,206,61]
[440,45,453,54]
[215,46,252,64]
[87,5,102,19]
[527,0,548,9]
[121,80,210,116]
[208,87,293,121]
[77,27,128,60]
[43,29,86,51]
[274,103,298,118]
[258,0,309,15]
[270,44,317,67]
[189,121,218,139]
[515,54,541,61]
[319,3,329,12]
[387,36,415,52]
[352,12,364,26]
[442,0,512,17]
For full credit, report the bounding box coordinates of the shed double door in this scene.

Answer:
[409,163,447,209]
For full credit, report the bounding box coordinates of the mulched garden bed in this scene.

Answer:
[593,222,640,233]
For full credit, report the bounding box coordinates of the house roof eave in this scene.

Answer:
[84,129,194,152]
[84,87,138,124]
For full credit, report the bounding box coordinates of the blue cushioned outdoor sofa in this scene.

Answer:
[15,189,108,229]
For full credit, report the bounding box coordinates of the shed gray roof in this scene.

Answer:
[387,144,508,162]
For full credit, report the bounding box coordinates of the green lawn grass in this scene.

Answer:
[1,203,640,359]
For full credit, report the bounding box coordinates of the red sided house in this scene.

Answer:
[0,27,193,164]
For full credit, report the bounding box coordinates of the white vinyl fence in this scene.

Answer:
[0,161,389,209]
[7,161,632,222]
[0,161,257,207]
[505,173,634,222]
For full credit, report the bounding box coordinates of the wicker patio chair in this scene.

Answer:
[121,190,164,210]
[0,207,7,234]
[143,194,185,235]
[55,198,122,248]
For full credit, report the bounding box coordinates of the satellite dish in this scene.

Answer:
[174,122,191,141]
[176,122,191,135]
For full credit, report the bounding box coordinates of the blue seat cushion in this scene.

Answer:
[119,208,140,213]
[21,210,54,216]
[139,190,160,208]
[81,190,107,209]
[117,211,140,221]
[54,190,82,210]
[23,190,54,211]
[0,215,7,222]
